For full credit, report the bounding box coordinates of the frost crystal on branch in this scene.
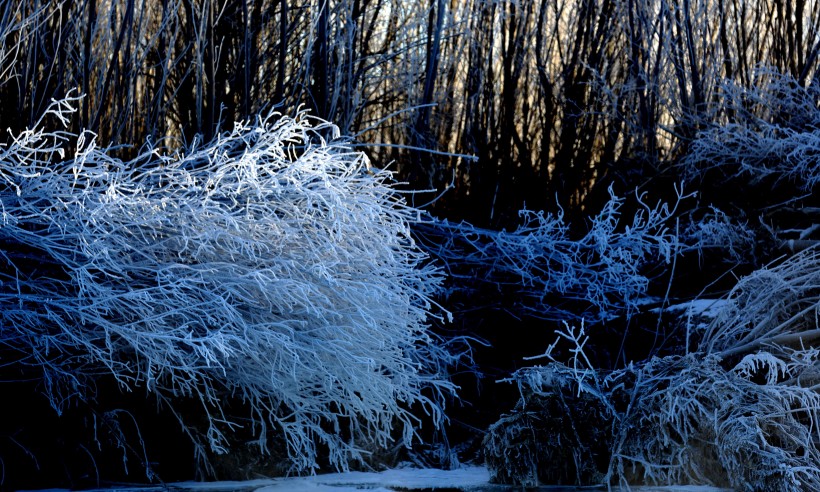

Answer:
[0,97,454,474]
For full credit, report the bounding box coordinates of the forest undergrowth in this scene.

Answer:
[2,0,820,489]
[485,248,820,491]
[481,73,820,491]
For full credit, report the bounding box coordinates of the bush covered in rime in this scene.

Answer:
[0,97,454,475]
[684,70,820,193]
[484,228,820,491]
[481,69,819,490]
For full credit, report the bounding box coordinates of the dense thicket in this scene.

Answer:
[2,0,820,488]
[3,0,819,223]
[0,96,459,485]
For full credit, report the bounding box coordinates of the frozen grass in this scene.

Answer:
[488,249,820,491]
[0,97,455,475]
[683,70,820,192]
[702,248,820,358]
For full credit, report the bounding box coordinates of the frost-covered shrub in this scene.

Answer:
[417,188,687,323]
[486,249,820,490]
[683,70,820,192]
[484,323,616,486]
[483,384,613,486]
[681,207,756,263]
[617,348,820,491]
[0,97,454,475]
[702,247,820,357]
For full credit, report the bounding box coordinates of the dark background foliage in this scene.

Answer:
[5,0,818,221]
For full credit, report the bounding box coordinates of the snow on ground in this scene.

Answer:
[20,466,733,492]
[670,299,729,317]
[657,299,729,318]
[169,466,491,492]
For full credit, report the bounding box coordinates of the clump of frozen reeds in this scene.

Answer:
[0,96,454,474]
[683,69,820,191]
[487,248,820,491]
[702,248,820,357]
[616,349,820,491]
[484,321,616,487]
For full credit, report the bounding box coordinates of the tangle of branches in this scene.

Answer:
[0,96,455,475]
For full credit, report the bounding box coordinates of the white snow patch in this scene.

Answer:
[20,467,489,492]
[635,488,731,492]
[19,467,734,492]
[656,299,728,318]
[165,466,490,492]
[255,465,490,491]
